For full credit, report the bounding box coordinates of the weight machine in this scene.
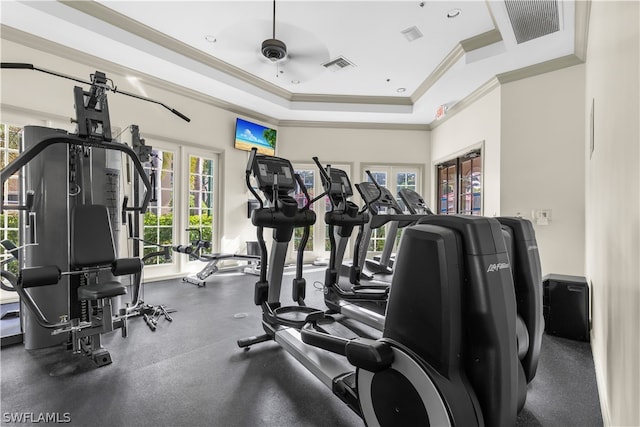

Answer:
[0,62,189,365]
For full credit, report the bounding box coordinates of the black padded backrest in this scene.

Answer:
[71,205,116,268]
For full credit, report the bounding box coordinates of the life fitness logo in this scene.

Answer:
[487,262,510,273]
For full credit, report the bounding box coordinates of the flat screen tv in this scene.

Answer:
[234,118,276,156]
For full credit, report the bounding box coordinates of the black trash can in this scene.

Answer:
[543,274,590,342]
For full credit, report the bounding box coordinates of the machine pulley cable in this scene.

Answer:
[0,63,191,123]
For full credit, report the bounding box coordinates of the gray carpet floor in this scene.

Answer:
[0,267,603,426]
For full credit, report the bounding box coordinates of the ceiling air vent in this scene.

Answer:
[401,26,423,42]
[322,56,355,71]
[504,0,560,44]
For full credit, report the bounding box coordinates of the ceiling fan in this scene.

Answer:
[211,0,329,84]
[261,0,287,62]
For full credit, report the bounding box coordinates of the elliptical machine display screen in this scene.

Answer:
[253,156,296,191]
[328,168,354,197]
[357,182,402,214]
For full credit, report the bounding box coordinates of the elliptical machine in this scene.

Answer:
[313,159,390,330]
[238,149,527,426]
[353,174,431,281]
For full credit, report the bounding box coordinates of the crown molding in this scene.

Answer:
[277,120,429,131]
[290,93,412,106]
[411,28,503,103]
[428,77,501,130]
[460,28,503,53]
[0,103,70,124]
[496,54,583,84]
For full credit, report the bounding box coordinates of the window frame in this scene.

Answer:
[184,150,219,268]
[183,152,220,262]
[140,142,180,270]
[139,141,179,276]
[134,140,220,279]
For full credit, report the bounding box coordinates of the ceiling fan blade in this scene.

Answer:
[205,17,330,84]
[211,19,271,59]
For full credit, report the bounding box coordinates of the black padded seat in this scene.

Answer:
[78,282,127,301]
[71,205,136,301]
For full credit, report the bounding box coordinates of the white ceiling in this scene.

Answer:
[0,0,578,127]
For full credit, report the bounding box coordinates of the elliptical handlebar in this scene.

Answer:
[364,170,384,210]
[312,156,331,186]
[245,148,264,210]
[294,174,313,211]
[312,156,336,211]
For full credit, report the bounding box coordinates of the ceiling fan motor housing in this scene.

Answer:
[262,38,287,61]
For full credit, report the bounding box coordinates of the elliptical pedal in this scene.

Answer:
[313,317,360,341]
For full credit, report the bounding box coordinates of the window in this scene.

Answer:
[396,171,418,209]
[188,155,215,255]
[436,150,482,215]
[143,148,175,265]
[135,144,219,277]
[365,170,388,252]
[293,168,315,252]
[0,124,21,275]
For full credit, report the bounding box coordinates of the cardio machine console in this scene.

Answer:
[252,155,297,193]
[398,188,434,215]
[324,168,355,207]
[328,168,354,197]
[356,182,403,214]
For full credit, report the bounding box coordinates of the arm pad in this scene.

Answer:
[20,265,61,288]
[111,258,143,276]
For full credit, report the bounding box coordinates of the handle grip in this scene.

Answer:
[246,147,258,174]
[170,108,191,123]
[1,63,34,69]
[312,156,331,184]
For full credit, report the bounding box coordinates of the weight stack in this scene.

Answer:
[542,274,590,342]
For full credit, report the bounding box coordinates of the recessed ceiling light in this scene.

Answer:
[204,35,217,43]
[397,88,406,93]
[447,9,462,18]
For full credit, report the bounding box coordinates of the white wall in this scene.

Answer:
[430,86,502,216]
[430,66,586,277]
[501,65,586,276]
[584,1,640,425]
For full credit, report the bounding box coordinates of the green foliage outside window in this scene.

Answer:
[142,211,213,264]
[0,212,19,274]
[294,226,314,251]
